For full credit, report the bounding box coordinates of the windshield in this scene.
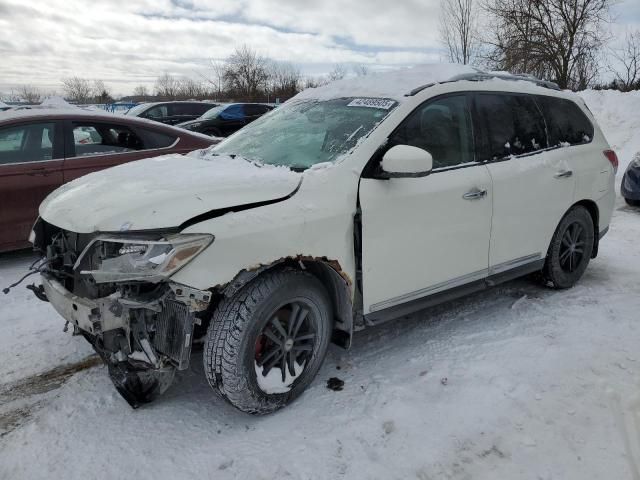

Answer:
[126,103,150,116]
[200,105,226,119]
[213,97,397,169]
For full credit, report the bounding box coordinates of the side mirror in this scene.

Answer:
[380,145,433,178]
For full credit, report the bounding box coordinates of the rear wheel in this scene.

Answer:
[543,206,594,289]
[204,269,332,414]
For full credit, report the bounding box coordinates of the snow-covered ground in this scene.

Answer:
[1,89,640,480]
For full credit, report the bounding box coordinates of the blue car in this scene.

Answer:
[622,154,640,206]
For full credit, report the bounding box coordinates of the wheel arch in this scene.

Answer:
[572,199,600,258]
[212,257,354,349]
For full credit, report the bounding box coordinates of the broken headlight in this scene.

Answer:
[79,233,213,283]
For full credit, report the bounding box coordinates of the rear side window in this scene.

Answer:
[474,94,547,160]
[71,123,146,157]
[137,128,177,148]
[0,122,58,164]
[170,103,199,116]
[144,105,168,119]
[536,96,594,146]
[391,95,474,169]
[245,104,270,116]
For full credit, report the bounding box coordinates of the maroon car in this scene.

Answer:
[0,109,217,252]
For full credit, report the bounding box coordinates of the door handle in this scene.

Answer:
[463,188,487,200]
[554,170,573,178]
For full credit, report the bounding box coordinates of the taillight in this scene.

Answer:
[603,150,618,173]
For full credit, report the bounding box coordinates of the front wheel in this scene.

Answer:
[625,197,640,207]
[204,269,332,414]
[543,206,594,289]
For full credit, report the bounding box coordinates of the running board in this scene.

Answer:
[364,259,544,325]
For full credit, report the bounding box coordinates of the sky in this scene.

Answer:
[0,0,639,98]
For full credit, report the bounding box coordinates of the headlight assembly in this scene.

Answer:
[78,233,213,283]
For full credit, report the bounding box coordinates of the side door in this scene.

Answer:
[536,96,609,201]
[0,121,64,251]
[62,120,178,182]
[472,93,576,272]
[359,94,493,317]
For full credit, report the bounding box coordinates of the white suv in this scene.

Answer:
[31,65,617,414]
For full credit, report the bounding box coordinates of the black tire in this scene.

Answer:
[204,269,332,414]
[543,206,594,289]
[625,197,640,207]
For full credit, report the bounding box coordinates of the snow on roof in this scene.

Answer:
[293,64,480,102]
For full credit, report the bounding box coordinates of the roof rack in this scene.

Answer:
[406,71,561,96]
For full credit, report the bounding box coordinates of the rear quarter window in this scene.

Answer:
[535,96,594,146]
[137,128,178,148]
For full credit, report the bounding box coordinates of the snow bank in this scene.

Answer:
[579,89,640,171]
[294,63,479,102]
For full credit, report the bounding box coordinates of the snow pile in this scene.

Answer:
[579,89,640,171]
[295,63,479,102]
[0,100,8,108]
[39,96,77,109]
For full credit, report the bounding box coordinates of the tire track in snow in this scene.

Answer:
[0,355,102,437]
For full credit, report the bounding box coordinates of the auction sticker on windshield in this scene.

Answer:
[347,98,396,110]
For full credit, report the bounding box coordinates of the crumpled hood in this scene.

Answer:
[39,150,301,233]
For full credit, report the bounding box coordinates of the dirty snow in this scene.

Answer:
[1,89,640,480]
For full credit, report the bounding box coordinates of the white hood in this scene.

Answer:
[39,150,301,233]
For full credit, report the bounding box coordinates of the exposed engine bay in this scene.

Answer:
[30,219,213,407]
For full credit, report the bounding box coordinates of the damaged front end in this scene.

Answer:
[32,219,213,408]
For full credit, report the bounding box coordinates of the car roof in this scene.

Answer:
[292,64,574,105]
[0,108,215,139]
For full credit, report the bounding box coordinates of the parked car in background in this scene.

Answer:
[621,153,640,206]
[125,101,218,125]
[176,103,274,137]
[0,109,216,252]
[30,65,616,414]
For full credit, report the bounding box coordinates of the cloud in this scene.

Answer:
[1,0,636,96]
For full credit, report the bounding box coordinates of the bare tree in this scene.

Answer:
[483,0,613,90]
[222,45,269,100]
[609,30,640,92]
[154,73,179,99]
[176,77,209,99]
[440,0,479,64]
[62,77,92,104]
[352,64,370,77]
[328,64,347,81]
[132,85,149,100]
[267,61,301,100]
[92,79,113,104]
[19,85,41,103]
[303,76,328,89]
